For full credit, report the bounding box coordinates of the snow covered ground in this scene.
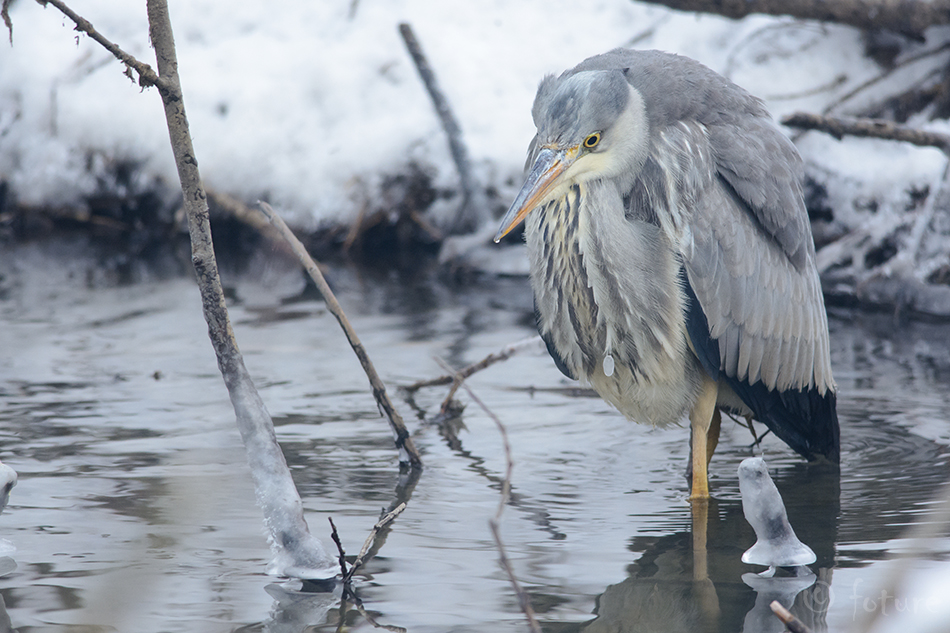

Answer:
[1,0,949,234]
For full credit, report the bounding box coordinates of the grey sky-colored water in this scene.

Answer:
[0,241,948,632]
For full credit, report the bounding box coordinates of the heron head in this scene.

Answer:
[494,70,649,242]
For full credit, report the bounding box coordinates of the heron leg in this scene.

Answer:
[688,375,719,501]
[706,408,722,464]
[691,499,722,620]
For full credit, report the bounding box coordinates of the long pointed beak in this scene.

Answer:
[494,147,573,242]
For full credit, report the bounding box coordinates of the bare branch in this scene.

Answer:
[770,601,813,633]
[783,112,950,153]
[259,201,424,469]
[36,0,167,89]
[343,502,408,582]
[404,336,542,392]
[435,358,513,514]
[328,517,349,578]
[399,22,480,233]
[35,0,407,582]
[486,521,541,633]
[640,0,950,39]
[438,372,465,416]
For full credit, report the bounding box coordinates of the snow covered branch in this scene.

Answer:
[783,112,950,154]
[640,0,950,39]
[785,113,950,317]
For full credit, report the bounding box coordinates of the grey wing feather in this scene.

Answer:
[707,119,810,270]
[683,170,833,394]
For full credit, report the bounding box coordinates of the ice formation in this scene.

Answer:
[738,457,816,568]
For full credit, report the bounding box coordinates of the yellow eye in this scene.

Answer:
[583,132,602,149]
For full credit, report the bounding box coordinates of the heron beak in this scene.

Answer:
[494,146,575,242]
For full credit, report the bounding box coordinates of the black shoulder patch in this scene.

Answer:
[681,271,720,381]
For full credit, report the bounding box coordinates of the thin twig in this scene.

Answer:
[487,521,541,632]
[404,336,542,393]
[434,358,541,633]
[782,112,950,154]
[766,75,849,102]
[408,209,444,242]
[30,0,167,89]
[770,601,814,633]
[437,360,513,514]
[259,201,424,469]
[721,410,768,449]
[398,22,479,233]
[328,517,349,578]
[343,502,408,583]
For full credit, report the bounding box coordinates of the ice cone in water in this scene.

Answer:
[738,457,815,567]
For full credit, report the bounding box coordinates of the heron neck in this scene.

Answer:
[526,180,688,384]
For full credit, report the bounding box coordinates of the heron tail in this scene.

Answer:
[727,379,840,463]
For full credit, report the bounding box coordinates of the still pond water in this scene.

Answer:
[0,240,949,632]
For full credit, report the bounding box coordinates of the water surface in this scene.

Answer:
[0,240,948,632]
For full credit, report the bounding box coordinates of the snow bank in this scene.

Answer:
[0,0,946,230]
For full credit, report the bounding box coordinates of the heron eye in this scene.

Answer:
[583,132,602,149]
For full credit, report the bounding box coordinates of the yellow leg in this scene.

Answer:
[691,498,709,578]
[689,375,719,501]
[690,380,722,626]
[706,408,722,465]
[691,499,722,625]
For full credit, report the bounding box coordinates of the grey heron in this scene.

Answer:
[494,49,839,500]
